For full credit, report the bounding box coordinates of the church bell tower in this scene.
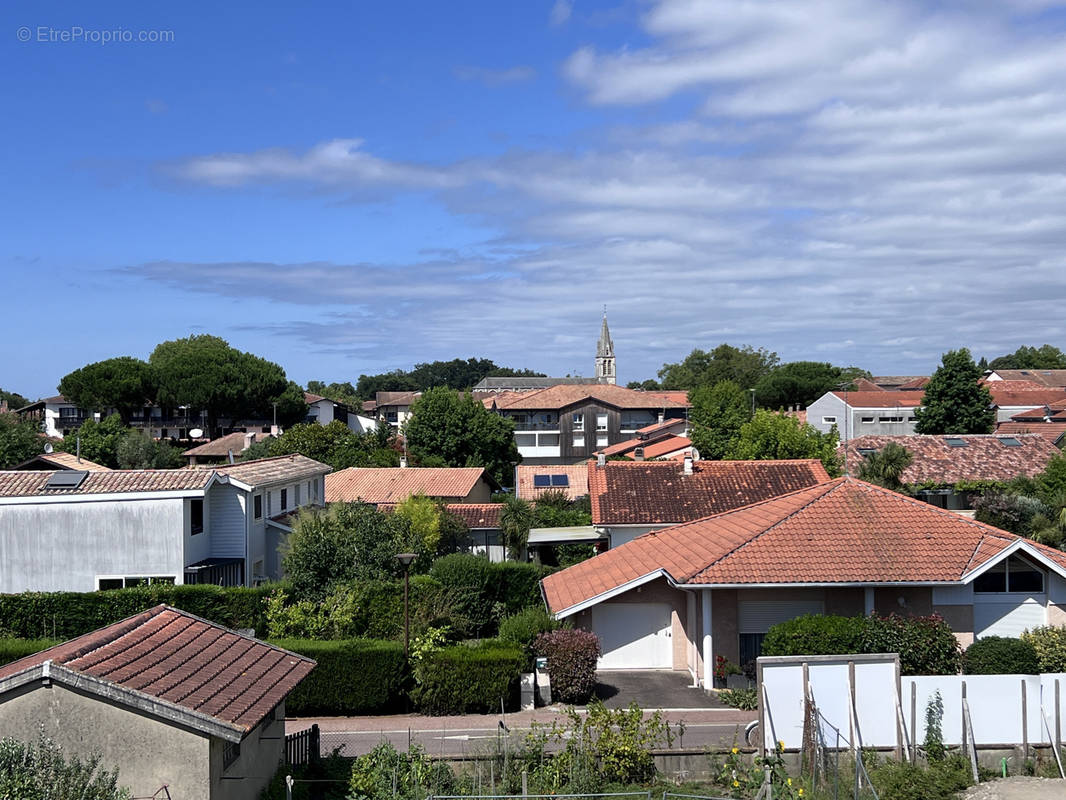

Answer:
[595,310,616,384]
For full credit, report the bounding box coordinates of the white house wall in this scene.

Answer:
[0,498,185,592]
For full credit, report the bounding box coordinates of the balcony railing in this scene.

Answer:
[510,421,561,431]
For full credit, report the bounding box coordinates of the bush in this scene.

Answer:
[718,687,758,710]
[762,613,961,675]
[0,734,130,800]
[962,636,1039,675]
[761,614,866,658]
[870,755,973,800]
[1022,626,1066,673]
[269,639,407,715]
[412,640,524,715]
[0,638,58,667]
[498,607,560,668]
[0,584,276,640]
[535,629,600,704]
[429,555,552,636]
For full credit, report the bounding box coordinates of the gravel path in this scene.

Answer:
[958,777,1066,799]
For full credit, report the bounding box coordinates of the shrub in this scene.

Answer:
[761,614,866,658]
[498,607,560,667]
[862,614,962,675]
[349,741,456,800]
[535,629,600,704]
[870,755,973,800]
[0,638,58,667]
[0,733,130,800]
[962,636,1039,675]
[412,640,524,715]
[429,555,552,636]
[0,584,276,640]
[269,639,407,715]
[1022,626,1066,673]
[718,687,758,710]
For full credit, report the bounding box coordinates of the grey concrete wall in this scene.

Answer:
[0,497,185,592]
[0,682,211,798]
[208,704,286,800]
[807,393,918,440]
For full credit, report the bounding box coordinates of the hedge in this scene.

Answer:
[962,636,1039,675]
[0,584,279,640]
[269,638,407,716]
[762,614,962,675]
[0,638,58,667]
[499,607,559,669]
[429,555,553,636]
[413,640,524,715]
[1021,626,1066,673]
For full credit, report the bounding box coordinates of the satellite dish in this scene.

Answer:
[189,428,204,439]
[44,443,54,454]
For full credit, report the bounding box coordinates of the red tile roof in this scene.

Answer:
[589,458,831,525]
[831,391,925,407]
[987,388,1066,407]
[0,469,213,497]
[325,466,491,503]
[1010,403,1066,422]
[542,478,1066,614]
[597,434,693,459]
[213,454,331,487]
[444,503,503,529]
[490,384,690,411]
[516,464,590,501]
[182,431,262,458]
[636,418,688,436]
[841,434,1060,483]
[996,421,1066,445]
[988,370,1066,388]
[981,379,1049,392]
[851,378,885,392]
[13,451,111,471]
[0,605,314,740]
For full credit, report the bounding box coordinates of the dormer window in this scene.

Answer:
[974,556,1044,594]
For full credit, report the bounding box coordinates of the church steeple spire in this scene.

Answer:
[595,308,616,384]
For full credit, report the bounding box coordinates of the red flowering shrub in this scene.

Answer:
[535,628,601,703]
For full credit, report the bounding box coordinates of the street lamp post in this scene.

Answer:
[396,553,417,660]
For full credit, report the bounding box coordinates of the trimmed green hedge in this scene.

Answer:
[0,584,279,640]
[962,636,1039,675]
[429,554,553,636]
[413,640,524,715]
[762,613,962,675]
[270,638,407,716]
[0,638,58,667]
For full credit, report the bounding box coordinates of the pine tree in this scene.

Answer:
[913,349,995,435]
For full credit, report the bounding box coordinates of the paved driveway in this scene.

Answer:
[592,670,727,709]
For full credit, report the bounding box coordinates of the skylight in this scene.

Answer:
[44,470,88,489]
[997,437,1022,447]
[944,438,968,447]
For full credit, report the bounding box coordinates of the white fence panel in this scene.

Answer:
[906,675,1045,746]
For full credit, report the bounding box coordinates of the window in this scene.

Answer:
[597,433,608,447]
[879,416,904,423]
[551,474,569,487]
[739,633,766,667]
[573,434,585,448]
[253,494,262,519]
[572,413,584,431]
[223,741,241,771]
[515,433,536,447]
[280,488,288,510]
[190,498,204,535]
[861,417,874,424]
[533,474,552,488]
[538,433,560,447]
[295,484,302,505]
[974,557,1044,594]
[857,448,877,458]
[997,437,1022,447]
[596,413,608,431]
[908,416,918,422]
[944,437,968,447]
[97,576,175,590]
[266,492,272,516]
[822,416,837,424]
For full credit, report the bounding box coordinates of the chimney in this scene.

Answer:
[596,452,606,468]
[683,454,693,475]
[244,432,255,449]
[658,411,664,423]
[634,446,645,461]
[227,449,235,464]
[400,455,408,468]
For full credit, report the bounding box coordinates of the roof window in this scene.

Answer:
[997,437,1022,447]
[944,437,968,447]
[44,470,88,489]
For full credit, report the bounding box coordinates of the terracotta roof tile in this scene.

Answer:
[325,467,490,503]
[0,605,314,736]
[491,384,690,411]
[988,388,1066,407]
[443,503,503,528]
[542,478,1066,614]
[516,464,590,501]
[589,458,830,525]
[832,391,925,407]
[182,431,263,458]
[13,451,111,471]
[988,370,1066,388]
[995,421,1066,445]
[0,469,212,497]
[213,454,330,487]
[841,434,1060,483]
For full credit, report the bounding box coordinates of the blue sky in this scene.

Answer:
[4,0,1066,398]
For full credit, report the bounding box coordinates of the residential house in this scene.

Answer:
[541,478,1066,683]
[0,455,330,592]
[0,605,313,800]
[987,388,1066,423]
[304,391,378,433]
[442,503,505,562]
[485,384,689,465]
[365,391,422,428]
[806,390,925,440]
[516,464,590,501]
[840,434,1061,510]
[590,457,831,548]
[13,451,110,471]
[325,466,500,505]
[984,369,1066,388]
[996,403,1066,446]
[183,431,266,465]
[871,376,930,391]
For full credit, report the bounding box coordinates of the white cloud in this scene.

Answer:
[550,0,573,26]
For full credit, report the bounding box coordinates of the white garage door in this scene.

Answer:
[591,603,672,669]
[975,597,1046,639]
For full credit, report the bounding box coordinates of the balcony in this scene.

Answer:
[510,421,561,431]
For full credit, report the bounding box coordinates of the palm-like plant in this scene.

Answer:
[500,494,535,560]
[857,442,913,493]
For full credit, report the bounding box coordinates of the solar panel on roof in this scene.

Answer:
[533,474,552,488]
[944,438,968,447]
[857,448,877,458]
[997,437,1022,447]
[550,474,570,487]
[44,470,88,489]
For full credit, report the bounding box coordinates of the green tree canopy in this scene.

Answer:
[355,358,545,400]
[0,413,45,468]
[988,344,1066,370]
[725,409,841,476]
[657,344,779,390]
[149,335,294,432]
[856,442,913,493]
[0,388,30,409]
[57,357,156,422]
[913,349,995,435]
[754,361,870,410]
[55,414,128,468]
[306,380,360,406]
[268,420,399,470]
[688,380,752,460]
[403,387,520,485]
[115,429,185,470]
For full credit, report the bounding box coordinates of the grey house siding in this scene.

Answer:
[0,498,185,593]
[807,393,918,441]
[208,485,246,560]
